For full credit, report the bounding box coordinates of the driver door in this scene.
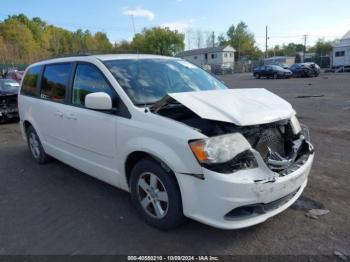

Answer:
[64,63,120,185]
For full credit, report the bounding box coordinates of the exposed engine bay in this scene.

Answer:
[154,102,314,176]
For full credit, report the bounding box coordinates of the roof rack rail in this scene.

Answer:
[53,49,139,59]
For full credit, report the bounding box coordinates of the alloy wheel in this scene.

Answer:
[136,172,169,219]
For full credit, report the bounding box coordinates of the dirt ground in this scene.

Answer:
[0,72,349,256]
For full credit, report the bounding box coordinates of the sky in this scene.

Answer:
[1,0,350,50]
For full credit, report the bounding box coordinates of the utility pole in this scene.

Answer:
[131,15,136,36]
[238,37,241,62]
[303,34,308,62]
[265,25,268,58]
[212,31,215,47]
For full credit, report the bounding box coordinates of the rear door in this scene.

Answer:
[34,63,73,155]
[63,63,120,185]
[261,66,268,77]
[265,66,274,77]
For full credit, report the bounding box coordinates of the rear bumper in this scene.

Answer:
[176,153,314,230]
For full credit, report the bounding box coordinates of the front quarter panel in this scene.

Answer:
[116,109,206,190]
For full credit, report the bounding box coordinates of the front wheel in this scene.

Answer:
[130,158,185,229]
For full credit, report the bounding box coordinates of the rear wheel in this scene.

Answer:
[26,126,50,164]
[255,73,260,79]
[130,158,185,229]
[273,73,278,79]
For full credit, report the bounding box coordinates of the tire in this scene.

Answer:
[273,73,278,79]
[26,126,51,164]
[255,73,260,79]
[306,70,313,77]
[130,158,185,229]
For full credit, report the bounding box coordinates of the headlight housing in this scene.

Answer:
[189,133,251,164]
[189,133,258,173]
[290,115,302,135]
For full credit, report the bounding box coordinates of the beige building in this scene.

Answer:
[176,45,235,72]
[332,31,350,68]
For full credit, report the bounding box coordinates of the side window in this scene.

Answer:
[72,64,114,107]
[21,65,41,96]
[41,64,71,102]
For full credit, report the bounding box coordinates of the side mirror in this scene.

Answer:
[85,92,112,110]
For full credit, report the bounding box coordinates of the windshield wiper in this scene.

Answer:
[134,102,156,107]
[150,95,180,113]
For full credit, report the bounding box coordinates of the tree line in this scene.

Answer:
[0,14,185,64]
[0,14,335,65]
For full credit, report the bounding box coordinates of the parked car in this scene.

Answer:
[253,65,293,79]
[6,69,24,83]
[19,54,314,230]
[289,63,316,77]
[213,64,233,75]
[305,62,321,76]
[0,79,20,122]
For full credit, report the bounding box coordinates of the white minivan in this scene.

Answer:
[19,54,314,230]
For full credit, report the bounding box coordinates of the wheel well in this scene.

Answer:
[125,151,173,186]
[23,120,32,133]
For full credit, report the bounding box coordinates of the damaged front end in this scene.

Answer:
[0,94,19,121]
[152,97,313,176]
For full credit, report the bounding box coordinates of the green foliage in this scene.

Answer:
[0,14,185,64]
[225,22,263,60]
[217,34,227,47]
[115,27,185,56]
[309,39,334,56]
[0,13,115,64]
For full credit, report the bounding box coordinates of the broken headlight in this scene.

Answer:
[189,133,258,173]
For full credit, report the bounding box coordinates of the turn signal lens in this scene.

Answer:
[189,140,208,162]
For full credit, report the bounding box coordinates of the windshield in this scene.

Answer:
[271,65,283,70]
[104,58,227,105]
[0,80,19,92]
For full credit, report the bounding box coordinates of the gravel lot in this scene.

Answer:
[0,73,349,256]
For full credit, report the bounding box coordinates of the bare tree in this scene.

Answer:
[195,29,203,49]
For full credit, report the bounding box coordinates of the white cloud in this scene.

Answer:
[162,19,195,32]
[122,7,155,21]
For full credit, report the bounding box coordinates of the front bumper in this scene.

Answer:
[0,108,19,121]
[176,152,314,230]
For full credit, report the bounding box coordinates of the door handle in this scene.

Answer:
[66,113,77,120]
[55,111,64,118]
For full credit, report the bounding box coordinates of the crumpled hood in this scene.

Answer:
[167,88,295,126]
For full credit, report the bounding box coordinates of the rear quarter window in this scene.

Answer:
[21,65,41,96]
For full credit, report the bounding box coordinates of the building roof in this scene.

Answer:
[176,45,234,57]
[334,31,350,48]
[341,31,350,40]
